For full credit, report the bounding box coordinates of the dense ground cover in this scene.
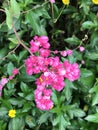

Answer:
[0,0,98,130]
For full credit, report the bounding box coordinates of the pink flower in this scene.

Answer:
[53,50,58,54]
[1,78,8,86]
[64,61,80,81]
[9,76,14,80]
[12,68,19,75]
[0,91,2,96]
[79,46,85,52]
[49,0,55,3]
[0,84,3,90]
[34,88,53,110]
[30,45,39,53]
[39,36,49,44]
[26,67,33,75]
[81,60,85,64]
[39,48,50,57]
[67,50,72,56]
[60,50,67,57]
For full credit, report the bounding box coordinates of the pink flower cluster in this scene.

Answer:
[25,36,80,110]
[0,68,19,96]
[0,78,8,96]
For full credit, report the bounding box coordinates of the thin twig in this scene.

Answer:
[0,9,5,13]
[12,21,33,56]
[0,44,20,60]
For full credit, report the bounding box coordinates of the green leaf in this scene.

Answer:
[59,115,69,130]
[10,0,20,18]
[38,112,50,124]
[73,109,85,117]
[5,8,12,29]
[0,107,8,117]
[20,82,29,93]
[7,62,14,75]
[82,21,95,30]
[26,115,35,128]
[25,94,34,101]
[79,68,95,91]
[8,38,18,44]
[64,35,81,45]
[63,79,73,101]
[18,50,28,63]
[0,121,7,130]
[27,11,47,35]
[90,31,98,47]
[52,91,58,105]
[85,52,98,60]
[22,103,32,112]
[92,94,98,106]
[9,98,23,106]
[0,47,8,59]
[19,68,36,82]
[85,113,98,123]
[8,117,25,130]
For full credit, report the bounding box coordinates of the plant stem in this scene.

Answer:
[54,5,65,23]
[12,21,33,56]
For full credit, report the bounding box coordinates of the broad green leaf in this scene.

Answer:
[7,62,14,75]
[8,117,25,130]
[8,38,18,44]
[52,116,59,126]
[90,31,98,47]
[64,35,81,45]
[25,94,34,101]
[85,113,98,123]
[25,115,35,128]
[66,104,85,119]
[82,21,95,30]
[18,68,36,82]
[22,103,32,112]
[85,52,98,60]
[20,82,29,93]
[63,79,73,101]
[73,109,85,117]
[89,81,98,106]
[59,115,69,130]
[18,50,28,62]
[38,112,50,124]
[52,91,58,105]
[27,11,47,35]
[79,68,95,91]
[0,107,8,116]
[9,98,23,106]
[5,8,12,29]
[92,94,98,106]
[0,47,8,59]
[0,121,7,130]
[10,0,20,18]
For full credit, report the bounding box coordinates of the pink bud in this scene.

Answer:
[12,68,19,75]
[49,0,55,3]
[79,46,85,52]
[9,76,14,80]
[0,84,3,90]
[81,60,85,64]
[67,50,72,56]
[60,50,67,57]
[1,78,8,86]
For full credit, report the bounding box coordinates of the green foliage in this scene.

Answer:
[0,0,98,129]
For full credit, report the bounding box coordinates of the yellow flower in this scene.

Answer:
[62,0,70,5]
[8,109,16,118]
[92,0,98,4]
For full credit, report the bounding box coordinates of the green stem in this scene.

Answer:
[54,5,65,23]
